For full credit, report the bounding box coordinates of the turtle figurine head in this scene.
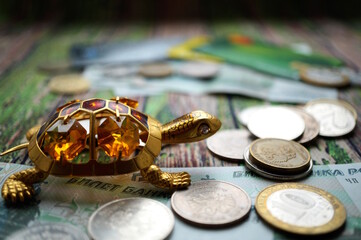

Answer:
[0,97,221,204]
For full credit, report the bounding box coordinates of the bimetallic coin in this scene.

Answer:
[88,198,174,240]
[244,147,313,181]
[171,180,251,226]
[206,129,253,161]
[304,99,357,137]
[178,61,220,79]
[138,63,172,78]
[237,105,270,126]
[288,107,319,144]
[250,138,311,174]
[247,106,305,140]
[49,74,90,95]
[26,125,41,141]
[256,183,346,235]
[299,67,349,87]
[6,223,88,240]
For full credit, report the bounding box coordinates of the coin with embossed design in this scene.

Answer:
[299,67,349,87]
[304,99,356,137]
[171,180,251,226]
[249,138,311,174]
[139,63,172,78]
[288,107,319,144]
[49,74,90,95]
[206,129,253,161]
[88,198,174,240]
[255,183,346,235]
[237,105,270,126]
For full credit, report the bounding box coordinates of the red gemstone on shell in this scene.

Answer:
[109,102,128,113]
[60,103,81,116]
[83,99,106,111]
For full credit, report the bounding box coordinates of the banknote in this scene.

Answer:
[84,63,337,103]
[70,38,185,66]
[1,162,360,239]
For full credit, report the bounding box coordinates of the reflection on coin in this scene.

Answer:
[250,139,311,174]
[256,183,346,235]
[206,129,253,161]
[171,180,251,226]
[178,61,219,79]
[244,147,313,180]
[49,74,90,95]
[38,61,72,74]
[88,198,174,240]
[299,67,349,87]
[304,99,356,137]
[237,105,269,126]
[139,63,172,78]
[288,107,319,144]
[26,125,41,141]
[6,223,88,240]
[247,106,305,140]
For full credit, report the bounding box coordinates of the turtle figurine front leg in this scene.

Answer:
[2,167,48,203]
[141,165,191,189]
[140,110,221,189]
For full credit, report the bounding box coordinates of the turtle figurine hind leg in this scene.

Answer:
[2,167,48,204]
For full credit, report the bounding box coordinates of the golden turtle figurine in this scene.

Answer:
[0,97,221,204]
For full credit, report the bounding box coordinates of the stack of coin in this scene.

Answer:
[244,138,313,180]
[255,183,346,235]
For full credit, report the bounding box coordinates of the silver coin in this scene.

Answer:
[244,146,313,180]
[304,100,356,137]
[288,107,320,144]
[178,61,220,79]
[88,198,174,240]
[6,223,88,240]
[171,180,251,226]
[247,106,305,140]
[206,129,253,161]
[237,105,270,126]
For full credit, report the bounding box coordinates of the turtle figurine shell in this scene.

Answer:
[0,97,221,204]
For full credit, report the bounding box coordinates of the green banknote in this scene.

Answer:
[0,162,360,239]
